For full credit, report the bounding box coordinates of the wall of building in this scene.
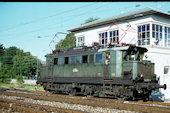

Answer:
[74,15,170,48]
[10,79,37,85]
[143,46,170,100]
[74,15,154,46]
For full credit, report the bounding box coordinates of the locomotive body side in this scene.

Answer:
[37,45,166,100]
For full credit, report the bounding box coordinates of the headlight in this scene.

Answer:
[140,74,143,77]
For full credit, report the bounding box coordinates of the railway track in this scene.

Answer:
[0,87,170,113]
[0,98,83,113]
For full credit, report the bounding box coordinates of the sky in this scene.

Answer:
[0,2,170,62]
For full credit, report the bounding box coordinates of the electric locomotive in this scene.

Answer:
[37,44,166,100]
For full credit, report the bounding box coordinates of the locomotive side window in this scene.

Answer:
[69,56,75,64]
[65,57,69,64]
[58,57,63,65]
[89,54,94,63]
[82,55,88,63]
[96,54,102,63]
[76,56,81,64]
[54,58,58,65]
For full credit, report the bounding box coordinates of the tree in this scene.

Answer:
[13,49,41,79]
[0,45,19,81]
[0,44,5,66]
[55,32,76,51]
[3,46,19,65]
[83,17,100,24]
[0,64,11,82]
[0,44,41,82]
[0,44,5,56]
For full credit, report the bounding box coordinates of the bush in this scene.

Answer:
[0,74,11,83]
[16,75,24,83]
[0,65,12,83]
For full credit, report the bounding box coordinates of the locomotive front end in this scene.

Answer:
[122,46,166,100]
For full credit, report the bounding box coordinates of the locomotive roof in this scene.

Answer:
[98,46,148,52]
[46,45,148,57]
[46,46,98,57]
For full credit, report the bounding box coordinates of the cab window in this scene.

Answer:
[105,52,110,64]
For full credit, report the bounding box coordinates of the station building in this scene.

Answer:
[68,7,170,101]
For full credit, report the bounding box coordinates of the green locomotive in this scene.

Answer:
[37,44,166,100]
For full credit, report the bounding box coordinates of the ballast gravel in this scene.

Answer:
[0,94,137,113]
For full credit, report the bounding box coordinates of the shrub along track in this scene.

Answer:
[0,87,170,113]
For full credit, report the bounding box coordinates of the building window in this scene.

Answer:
[77,36,85,47]
[96,54,102,63]
[110,30,119,43]
[165,27,170,47]
[152,24,163,45]
[164,66,170,74]
[99,32,108,47]
[138,24,150,46]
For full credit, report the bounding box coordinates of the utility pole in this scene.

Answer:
[36,56,38,80]
[32,56,38,80]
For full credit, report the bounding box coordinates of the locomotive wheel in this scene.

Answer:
[69,88,76,96]
[142,94,149,102]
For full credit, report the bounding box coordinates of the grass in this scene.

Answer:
[0,82,44,91]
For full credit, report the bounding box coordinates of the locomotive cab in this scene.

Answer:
[98,45,154,80]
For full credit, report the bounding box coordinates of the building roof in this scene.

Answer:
[68,7,170,32]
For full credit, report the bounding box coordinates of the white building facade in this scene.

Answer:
[68,7,170,101]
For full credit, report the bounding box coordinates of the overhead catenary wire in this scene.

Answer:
[0,3,108,38]
[1,3,168,62]
[0,2,97,33]
[1,2,167,37]
[1,3,167,48]
[105,19,134,45]
[49,32,68,51]
[0,3,146,37]
[1,3,159,45]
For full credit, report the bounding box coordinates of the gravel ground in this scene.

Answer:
[0,94,137,113]
[0,107,21,113]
